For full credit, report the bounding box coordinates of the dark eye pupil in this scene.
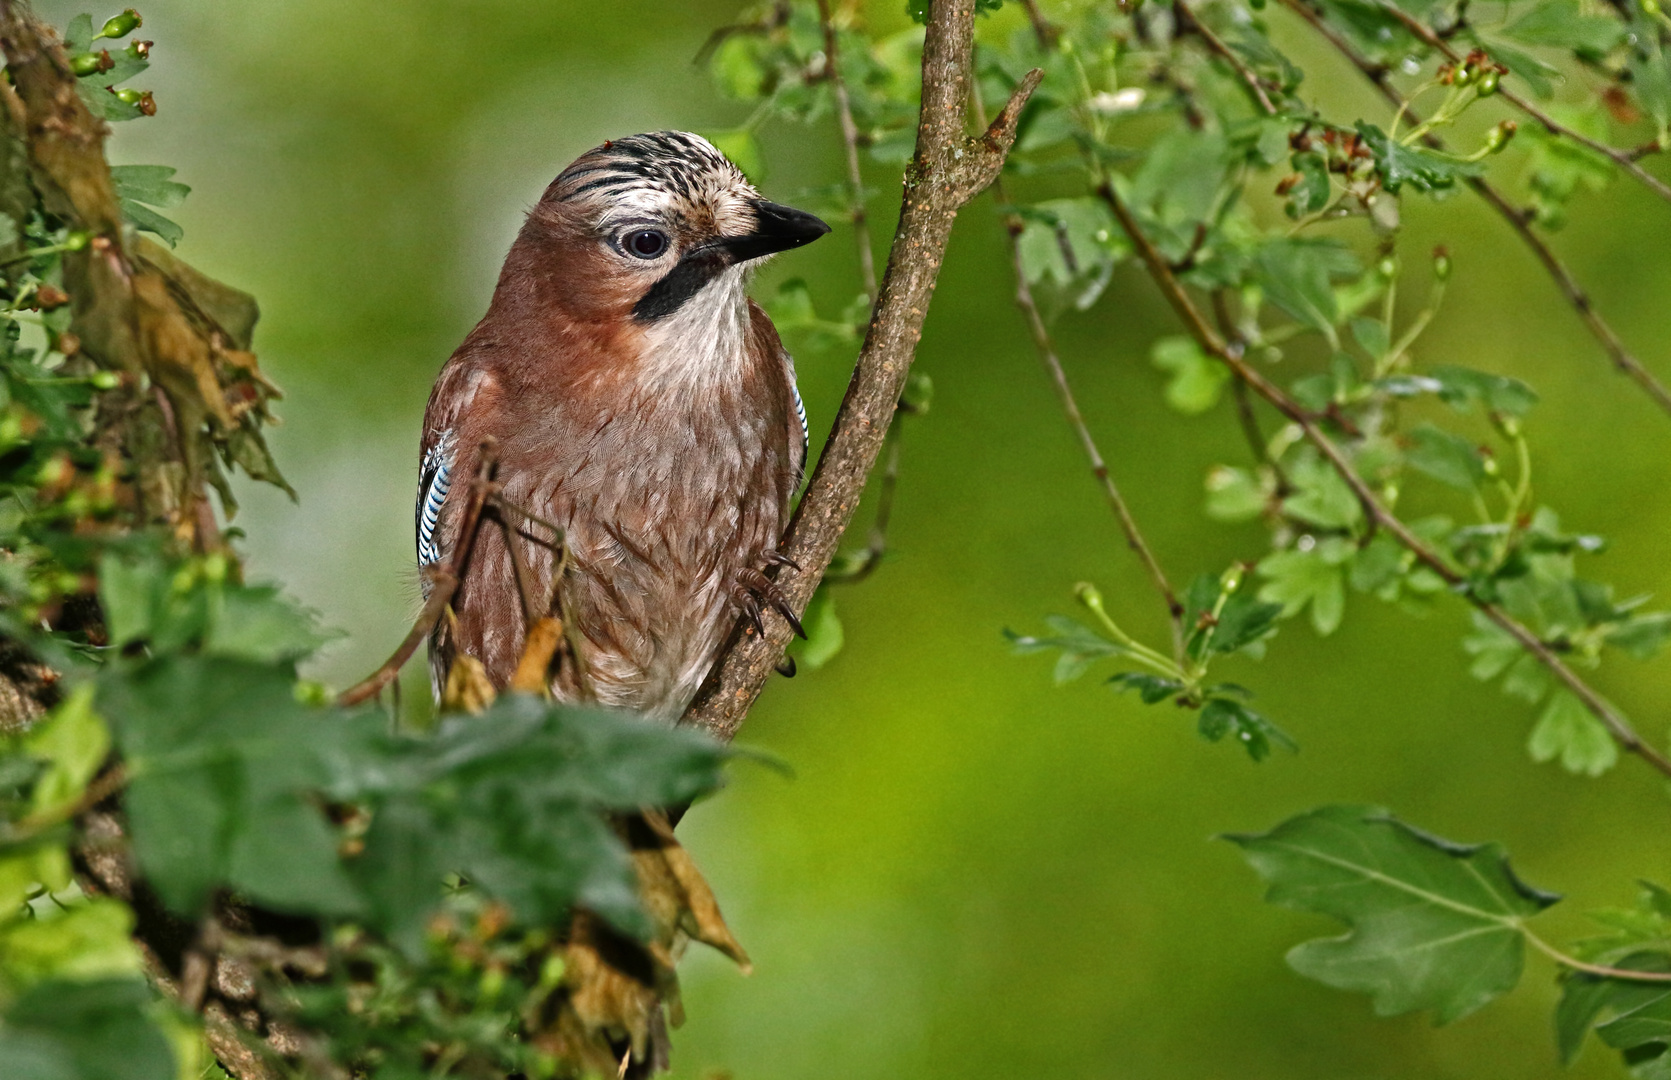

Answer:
[627,230,667,258]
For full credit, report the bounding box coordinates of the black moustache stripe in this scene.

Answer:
[632,247,732,321]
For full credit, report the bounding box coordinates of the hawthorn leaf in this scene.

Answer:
[1227,805,1560,1023]
[1528,691,1617,776]
[1356,123,1482,194]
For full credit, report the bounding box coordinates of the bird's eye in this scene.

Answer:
[623,230,669,259]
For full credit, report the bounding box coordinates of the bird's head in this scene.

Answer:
[522,131,830,324]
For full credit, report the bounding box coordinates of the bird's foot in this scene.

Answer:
[729,565,806,640]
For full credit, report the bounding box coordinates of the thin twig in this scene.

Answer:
[1175,0,1278,115]
[1099,180,1671,781]
[681,3,1044,741]
[972,62,1186,658]
[816,0,878,301]
[337,439,499,707]
[1277,0,1671,420]
[1376,1,1671,205]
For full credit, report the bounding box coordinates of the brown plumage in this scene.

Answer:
[418,131,828,718]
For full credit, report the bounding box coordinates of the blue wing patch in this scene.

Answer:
[416,431,455,566]
[792,380,809,463]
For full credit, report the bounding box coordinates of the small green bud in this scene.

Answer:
[97,9,142,40]
[1219,563,1244,594]
[1485,120,1517,154]
[1074,581,1105,613]
[1453,63,1474,86]
[69,50,112,76]
[1480,452,1500,478]
[1476,70,1500,96]
[478,965,506,1002]
[1644,0,1661,16]
[63,231,90,251]
[89,370,120,390]
[111,87,156,114]
[1493,412,1522,440]
[1376,255,1399,280]
[1432,245,1452,281]
[203,551,229,584]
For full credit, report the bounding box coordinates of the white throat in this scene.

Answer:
[637,265,751,391]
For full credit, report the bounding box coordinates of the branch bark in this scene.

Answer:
[681,1,1042,741]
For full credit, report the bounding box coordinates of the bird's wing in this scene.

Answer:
[417,359,499,569]
[746,298,807,485]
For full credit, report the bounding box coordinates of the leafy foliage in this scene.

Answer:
[1229,806,1560,1023]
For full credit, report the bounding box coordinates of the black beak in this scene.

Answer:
[722,200,831,263]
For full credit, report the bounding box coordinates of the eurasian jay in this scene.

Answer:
[417,131,829,718]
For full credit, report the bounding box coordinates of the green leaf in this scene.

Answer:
[63,14,96,54]
[0,978,174,1080]
[1286,152,1332,218]
[1607,612,1671,659]
[788,584,844,671]
[18,685,108,820]
[1109,672,1184,704]
[108,166,189,210]
[1258,542,1350,635]
[1404,423,1485,490]
[1006,616,1124,684]
[1355,122,1483,195]
[1151,336,1229,414]
[1254,239,1359,334]
[1204,465,1268,522]
[1227,805,1560,1023]
[1208,592,1284,655]
[208,584,334,664]
[1558,955,1671,1066]
[1528,691,1618,776]
[0,898,143,986]
[1429,366,1539,416]
[1281,455,1362,530]
[117,200,182,248]
[1505,0,1626,55]
[1349,317,1389,362]
[1198,697,1295,761]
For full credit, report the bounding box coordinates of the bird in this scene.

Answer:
[416,131,830,720]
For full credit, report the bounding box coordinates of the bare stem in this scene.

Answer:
[1099,180,1671,782]
[1277,0,1671,421]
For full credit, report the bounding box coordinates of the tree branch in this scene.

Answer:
[681,1,1043,741]
[1277,0,1671,421]
[1099,180,1671,782]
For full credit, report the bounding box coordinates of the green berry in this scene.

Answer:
[1476,70,1499,96]
[68,50,111,76]
[1376,255,1399,280]
[89,370,120,390]
[1432,246,1452,281]
[97,9,142,40]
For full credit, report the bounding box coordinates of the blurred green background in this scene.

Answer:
[38,1,1671,1076]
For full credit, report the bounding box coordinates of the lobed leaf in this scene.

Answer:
[1227,805,1559,1023]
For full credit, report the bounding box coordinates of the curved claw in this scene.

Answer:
[761,550,801,572]
[737,567,807,639]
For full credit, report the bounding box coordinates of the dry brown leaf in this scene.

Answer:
[441,654,496,715]
[511,615,564,695]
